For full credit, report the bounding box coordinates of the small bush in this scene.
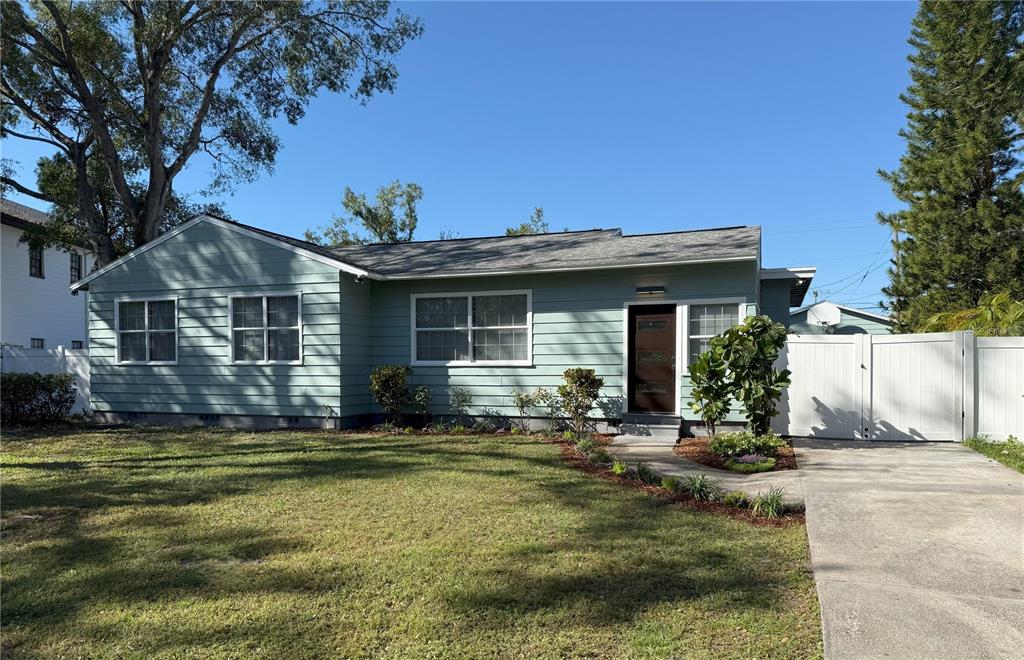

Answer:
[509,426,522,436]
[450,424,467,434]
[0,372,76,424]
[425,421,448,434]
[587,449,612,466]
[610,459,628,476]
[449,386,472,425]
[402,426,415,435]
[369,365,412,423]
[709,431,787,458]
[682,473,720,501]
[750,487,786,518]
[510,388,536,431]
[636,462,659,485]
[411,385,432,417]
[373,420,398,432]
[622,465,639,480]
[661,476,681,492]
[724,456,777,474]
[722,490,749,508]
[471,419,497,434]
[558,368,605,440]
[533,387,561,423]
[574,437,596,454]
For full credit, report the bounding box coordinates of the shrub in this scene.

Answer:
[622,465,639,480]
[449,386,472,426]
[587,449,612,466]
[557,368,605,440]
[402,426,415,435]
[574,437,596,454]
[716,315,790,435]
[661,476,681,492]
[373,420,398,432]
[510,388,536,432]
[635,462,659,485]
[411,385,432,418]
[450,424,467,434]
[689,344,731,436]
[0,372,76,424]
[509,426,522,436]
[425,421,448,434]
[709,431,786,458]
[722,490,749,508]
[471,419,496,434]
[724,454,777,474]
[533,387,561,424]
[750,487,786,518]
[610,459,628,476]
[369,365,411,423]
[682,473,719,501]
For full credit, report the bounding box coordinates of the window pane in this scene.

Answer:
[688,337,710,365]
[234,329,265,361]
[267,296,299,327]
[689,304,738,336]
[473,294,527,327]
[149,331,175,362]
[118,302,146,331]
[70,252,82,282]
[148,300,176,330]
[415,297,468,328]
[416,330,469,361]
[233,297,264,328]
[119,332,146,361]
[473,328,527,361]
[268,329,300,361]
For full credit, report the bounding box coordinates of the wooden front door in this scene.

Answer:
[628,305,677,413]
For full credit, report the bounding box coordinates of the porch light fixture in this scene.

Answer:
[636,286,666,296]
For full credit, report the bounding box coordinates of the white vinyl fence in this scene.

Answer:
[773,331,1024,442]
[1,345,90,414]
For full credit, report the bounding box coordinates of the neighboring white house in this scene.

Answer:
[1,199,91,349]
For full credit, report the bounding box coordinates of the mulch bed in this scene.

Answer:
[674,436,798,471]
[554,439,803,527]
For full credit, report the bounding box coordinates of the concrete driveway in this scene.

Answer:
[795,439,1024,659]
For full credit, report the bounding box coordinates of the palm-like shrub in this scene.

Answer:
[919,291,1024,336]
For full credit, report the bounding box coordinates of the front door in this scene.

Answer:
[628,305,677,413]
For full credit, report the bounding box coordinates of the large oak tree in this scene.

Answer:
[1,1,422,265]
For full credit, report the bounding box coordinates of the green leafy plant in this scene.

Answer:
[709,431,787,458]
[682,473,719,501]
[369,365,412,424]
[689,343,731,436]
[557,368,605,440]
[722,490,749,508]
[471,419,496,434]
[450,424,467,434]
[750,487,786,519]
[0,372,76,424]
[574,437,596,454]
[716,315,791,435]
[610,459,628,476]
[724,456,777,474]
[510,388,536,432]
[920,291,1024,336]
[509,426,522,436]
[449,386,472,426]
[661,476,681,492]
[587,449,612,466]
[402,426,415,435]
[533,387,561,427]
[425,421,448,434]
[373,420,398,433]
[635,462,659,485]
[411,385,432,418]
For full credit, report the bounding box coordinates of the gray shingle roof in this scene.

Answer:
[0,198,51,228]
[328,225,760,278]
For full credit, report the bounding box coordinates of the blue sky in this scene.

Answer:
[2,1,919,310]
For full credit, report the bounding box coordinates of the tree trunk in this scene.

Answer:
[73,154,116,267]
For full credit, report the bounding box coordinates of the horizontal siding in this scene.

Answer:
[88,220,342,418]
[367,262,757,419]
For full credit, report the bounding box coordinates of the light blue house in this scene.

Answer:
[72,215,815,432]
[789,301,893,335]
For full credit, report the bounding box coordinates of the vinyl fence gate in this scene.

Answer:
[772,331,1024,442]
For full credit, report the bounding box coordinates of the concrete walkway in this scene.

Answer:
[795,439,1024,660]
[606,435,805,506]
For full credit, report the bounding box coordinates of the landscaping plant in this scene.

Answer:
[411,385,432,420]
[661,476,681,492]
[688,343,731,436]
[750,487,786,519]
[369,365,412,424]
[0,372,76,424]
[682,473,720,501]
[533,387,561,428]
[557,368,605,440]
[587,449,612,466]
[448,386,472,426]
[510,388,536,432]
[610,459,628,476]
[635,462,659,485]
[716,315,791,435]
[724,454,777,474]
[722,490,749,508]
[709,431,786,459]
[574,437,596,454]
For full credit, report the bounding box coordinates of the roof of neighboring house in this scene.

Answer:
[791,301,892,324]
[328,225,762,278]
[1,198,51,230]
[760,266,817,306]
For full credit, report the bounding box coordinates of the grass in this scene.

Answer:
[964,435,1024,474]
[1,427,821,658]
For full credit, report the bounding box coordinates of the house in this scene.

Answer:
[70,215,815,432]
[789,300,893,335]
[1,199,91,350]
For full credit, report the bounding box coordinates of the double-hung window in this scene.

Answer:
[231,294,301,363]
[29,245,43,278]
[686,303,740,365]
[70,251,82,283]
[117,298,177,364]
[412,291,531,365]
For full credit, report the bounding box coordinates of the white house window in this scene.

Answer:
[31,338,45,349]
[687,303,740,364]
[413,291,531,365]
[117,299,177,364]
[231,294,301,363]
[71,340,84,349]
[29,245,43,278]
[70,251,82,283]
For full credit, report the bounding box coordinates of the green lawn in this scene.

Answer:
[965,435,1024,474]
[1,428,821,658]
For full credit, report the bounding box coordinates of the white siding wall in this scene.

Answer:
[1,224,90,348]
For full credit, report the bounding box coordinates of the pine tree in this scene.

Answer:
[878,1,1024,332]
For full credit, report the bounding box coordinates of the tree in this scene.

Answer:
[1,1,422,265]
[919,291,1024,336]
[557,368,604,440]
[878,1,1024,331]
[716,316,790,436]
[688,342,731,437]
[505,206,549,236]
[305,180,423,246]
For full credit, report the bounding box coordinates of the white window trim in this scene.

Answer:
[410,289,533,367]
[621,297,747,416]
[229,291,304,365]
[114,296,179,365]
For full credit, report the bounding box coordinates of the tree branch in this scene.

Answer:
[1,176,56,203]
[1,126,71,153]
